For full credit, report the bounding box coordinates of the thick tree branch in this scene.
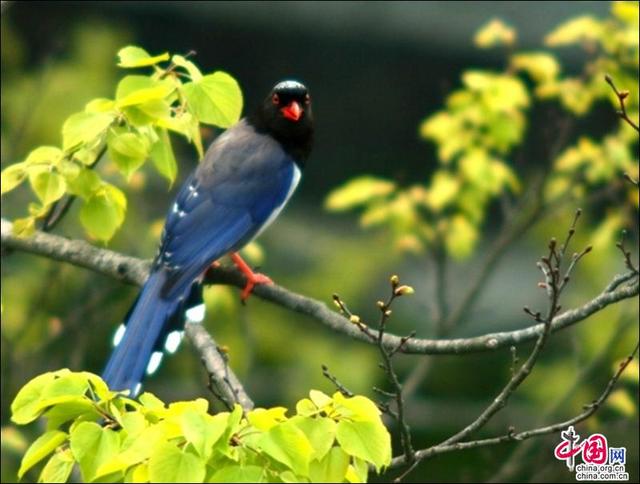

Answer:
[2,218,638,357]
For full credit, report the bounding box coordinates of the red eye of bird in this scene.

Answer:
[272,94,280,105]
[304,94,311,105]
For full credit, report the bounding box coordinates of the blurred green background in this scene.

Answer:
[1,2,638,482]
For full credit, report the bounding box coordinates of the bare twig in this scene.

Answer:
[2,218,638,357]
[331,277,417,476]
[616,230,639,274]
[391,212,591,479]
[605,74,640,132]
[489,316,636,482]
[390,341,639,467]
[321,364,354,398]
[184,323,254,411]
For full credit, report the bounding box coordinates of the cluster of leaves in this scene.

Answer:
[325,2,639,258]
[1,46,243,241]
[11,370,391,483]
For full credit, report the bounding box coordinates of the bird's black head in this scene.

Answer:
[250,80,314,163]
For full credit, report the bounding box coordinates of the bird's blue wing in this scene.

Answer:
[156,125,298,298]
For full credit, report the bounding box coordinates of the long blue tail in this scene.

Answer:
[102,271,202,396]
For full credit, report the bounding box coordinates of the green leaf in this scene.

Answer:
[39,448,75,483]
[79,184,127,241]
[147,441,205,483]
[25,146,64,166]
[545,16,603,46]
[12,217,36,237]
[444,215,478,259]
[180,410,227,460]
[69,422,120,482]
[107,131,150,179]
[85,98,116,113]
[511,52,560,84]
[474,19,516,49]
[325,176,396,211]
[247,407,288,431]
[156,111,203,158]
[12,371,60,424]
[309,390,332,408]
[336,420,391,472]
[95,425,165,478]
[1,163,28,195]
[425,171,459,212]
[18,430,68,479]
[209,465,265,483]
[65,168,102,200]
[183,71,243,128]
[172,55,203,82]
[309,447,350,483]
[125,463,149,483]
[259,421,314,475]
[150,128,177,184]
[45,400,101,430]
[29,171,67,206]
[117,46,169,68]
[345,458,368,483]
[290,416,336,461]
[62,112,114,152]
[333,393,381,423]
[116,76,174,108]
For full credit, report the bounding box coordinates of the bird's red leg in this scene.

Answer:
[229,252,273,301]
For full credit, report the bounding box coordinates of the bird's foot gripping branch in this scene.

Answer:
[11,370,391,483]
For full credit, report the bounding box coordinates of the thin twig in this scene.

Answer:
[605,74,639,132]
[321,365,354,398]
[393,215,591,479]
[389,341,639,467]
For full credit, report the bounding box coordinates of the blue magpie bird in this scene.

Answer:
[102,80,314,395]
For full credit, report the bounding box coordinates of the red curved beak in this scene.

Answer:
[281,101,302,121]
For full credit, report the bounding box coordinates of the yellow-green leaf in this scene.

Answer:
[1,163,28,195]
[474,19,516,49]
[108,131,150,179]
[183,71,243,128]
[259,421,314,476]
[150,128,177,184]
[79,185,127,241]
[11,217,36,238]
[148,441,205,483]
[511,52,560,84]
[309,447,350,483]
[325,176,395,211]
[116,76,174,108]
[25,146,64,166]
[18,430,68,479]
[70,422,120,482]
[38,448,74,483]
[336,420,391,472]
[62,112,114,152]
[425,171,459,212]
[117,46,169,68]
[29,171,67,206]
[444,215,478,259]
[545,16,603,47]
[172,55,203,82]
[209,465,265,483]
